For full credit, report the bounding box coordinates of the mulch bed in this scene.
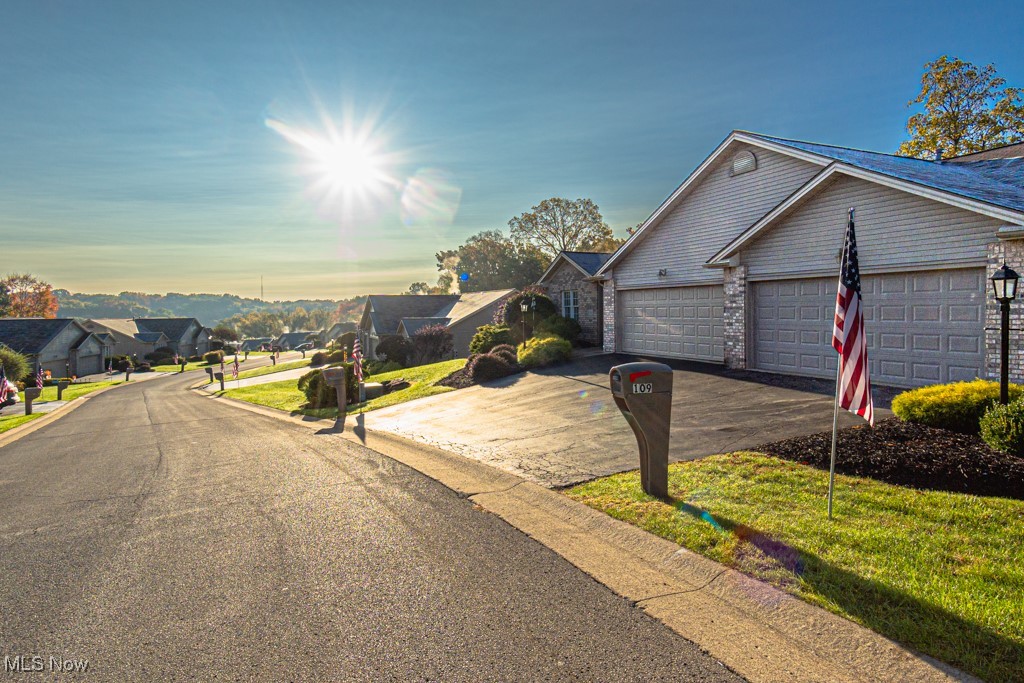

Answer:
[437,366,474,390]
[756,417,1024,500]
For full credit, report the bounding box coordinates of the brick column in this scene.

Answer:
[602,278,616,353]
[723,266,747,369]
[986,239,1024,383]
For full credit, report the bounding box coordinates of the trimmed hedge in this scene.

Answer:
[535,315,581,345]
[469,325,514,354]
[297,363,360,408]
[203,350,225,365]
[365,359,402,375]
[376,335,411,367]
[517,335,572,369]
[891,379,1024,434]
[980,399,1024,456]
[489,344,519,366]
[468,353,516,383]
[311,351,329,366]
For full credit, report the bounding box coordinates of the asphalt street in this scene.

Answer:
[0,369,744,682]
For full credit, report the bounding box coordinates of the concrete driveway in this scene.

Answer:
[364,354,894,488]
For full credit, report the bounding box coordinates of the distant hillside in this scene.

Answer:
[55,290,365,327]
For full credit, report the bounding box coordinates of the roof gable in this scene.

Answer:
[0,318,78,355]
[136,318,201,342]
[539,252,612,283]
[361,295,459,335]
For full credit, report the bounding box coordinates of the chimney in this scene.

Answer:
[934,146,943,162]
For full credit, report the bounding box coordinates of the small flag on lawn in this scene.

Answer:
[231,357,239,379]
[352,336,364,383]
[36,367,44,389]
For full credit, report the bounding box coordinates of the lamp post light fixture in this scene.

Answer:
[520,300,529,348]
[991,263,1020,405]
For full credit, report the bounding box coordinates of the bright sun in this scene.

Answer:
[313,138,383,193]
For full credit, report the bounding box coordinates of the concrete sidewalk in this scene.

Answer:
[200,364,319,391]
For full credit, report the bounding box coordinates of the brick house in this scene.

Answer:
[0,318,112,378]
[537,251,613,344]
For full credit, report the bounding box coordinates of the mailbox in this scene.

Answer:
[214,371,225,391]
[322,367,348,415]
[610,362,673,498]
[57,380,70,401]
[23,386,42,416]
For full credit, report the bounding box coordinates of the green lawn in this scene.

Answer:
[0,413,44,434]
[151,360,213,372]
[233,358,311,381]
[222,359,466,417]
[26,380,123,402]
[566,453,1023,683]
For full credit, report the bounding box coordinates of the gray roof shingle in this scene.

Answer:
[0,318,78,356]
[135,318,200,342]
[365,295,460,336]
[563,251,613,276]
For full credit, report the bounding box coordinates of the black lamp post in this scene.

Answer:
[991,263,1019,404]
[520,300,529,348]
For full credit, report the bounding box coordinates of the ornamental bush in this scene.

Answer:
[311,351,329,366]
[891,379,1024,434]
[203,350,225,365]
[297,362,360,408]
[489,344,519,365]
[365,359,402,375]
[535,315,582,345]
[467,353,516,383]
[376,335,412,367]
[469,324,514,354]
[336,332,357,353]
[0,345,31,383]
[409,324,453,367]
[517,335,572,369]
[980,399,1024,456]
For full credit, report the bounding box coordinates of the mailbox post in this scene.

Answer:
[214,372,225,391]
[610,362,673,499]
[24,387,41,416]
[322,367,348,417]
[56,380,70,401]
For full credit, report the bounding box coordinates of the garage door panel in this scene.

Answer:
[620,285,724,362]
[752,268,985,388]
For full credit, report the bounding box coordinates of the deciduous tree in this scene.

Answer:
[508,198,616,260]
[899,56,1024,159]
[433,231,547,293]
[0,274,58,318]
[210,324,239,342]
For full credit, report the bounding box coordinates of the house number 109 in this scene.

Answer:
[633,383,654,394]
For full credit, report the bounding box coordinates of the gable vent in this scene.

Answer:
[729,150,757,177]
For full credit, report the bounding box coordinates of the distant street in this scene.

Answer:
[0,370,743,682]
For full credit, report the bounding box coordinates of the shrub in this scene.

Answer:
[297,363,360,408]
[535,315,582,345]
[203,350,225,365]
[409,324,453,367]
[892,379,1024,434]
[376,335,411,367]
[493,286,558,327]
[489,344,519,365]
[517,334,572,369]
[469,324,514,354]
[117,358,133,372]
[136,363,153,372]
[468,353,516,383]
[326,350,347,364]
[980,400,1024,456]
[0,345,31,383]
[365,359,403,375]
[154,346,176,357]
[188,355,202,362]
[337,332,357,353]
[311,351,329,366]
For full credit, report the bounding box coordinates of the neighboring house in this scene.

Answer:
[81,319,171,359]
[132,318,211,357]
[595,131,1024,388]
[324,321,357,341]
[0,318,112,377]
[274,331,315,350]
[240,337,273,352]
[358,290,515,359]
[538,251,613,344]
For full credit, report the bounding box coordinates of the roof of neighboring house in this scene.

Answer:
[240,338,272,351]
[326,321,357,338]
[94,332,116,345]
[539,252,613,283]
[84,319,169,345]
[397,317,450,337]
[748,133,1024,214]
[362,295,460,336]
[945,141,1024,163]
[135,318,201,341]
[0,318,80,356]
[434,289,515,327]
[275,331,314,346]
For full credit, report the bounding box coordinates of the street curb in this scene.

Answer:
[208,394,977,683]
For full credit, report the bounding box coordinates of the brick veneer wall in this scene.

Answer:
[542,261,603,344]
[602,278,616,352]
[986,238,1024,383]
[723,266,747,369]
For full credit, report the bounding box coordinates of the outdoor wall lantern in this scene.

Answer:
[991,263,1019,404]
[520,300,529,348]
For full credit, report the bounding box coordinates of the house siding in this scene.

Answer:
[450,307,499,357]
[741,175,1002,279]
[614,144,821,289]
[542,260,602,344]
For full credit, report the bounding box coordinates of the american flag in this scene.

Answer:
[352,336,363,383]
[832,210,874,426]
[231,356,239,379]
[36,367,44,389]
[0,365,13,401]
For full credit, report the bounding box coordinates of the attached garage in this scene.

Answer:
[619,286,724,362]
[74,353,104,377]
[751,268,986,387]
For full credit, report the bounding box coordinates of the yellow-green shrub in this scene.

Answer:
[980,399,1024,455]
[517,335,571,369]
[891,379,1024,434]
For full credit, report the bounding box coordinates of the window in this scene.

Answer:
[562,290,579,320]
[729,150,757,177]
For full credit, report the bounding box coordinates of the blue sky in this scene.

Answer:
[3,1,1022,299]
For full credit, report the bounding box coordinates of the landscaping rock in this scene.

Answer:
[757,416,1024,500]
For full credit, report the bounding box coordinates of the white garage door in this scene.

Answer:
[751,268,986,387]
[75,354,103,377]
[620,286,724,362]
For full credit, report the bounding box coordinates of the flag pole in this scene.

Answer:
[828,354,841,519]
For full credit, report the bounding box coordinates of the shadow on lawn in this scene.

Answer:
[674,499,1022,683]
